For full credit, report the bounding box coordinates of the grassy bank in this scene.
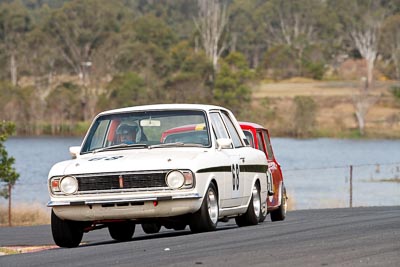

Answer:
[0,204,50,227]
[250,79,400,139]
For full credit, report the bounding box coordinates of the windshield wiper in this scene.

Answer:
[92,143,148,153]
[148,142,204,149]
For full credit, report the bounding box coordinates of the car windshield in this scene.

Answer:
[81,110,210,153]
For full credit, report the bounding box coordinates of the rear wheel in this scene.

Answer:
[235,184,261,227]
[271,185,287,222]
[141,223,161,234]
[189,183,219,233]
[51,209,84,248]
[108,221,135,241]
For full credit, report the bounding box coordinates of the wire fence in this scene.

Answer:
[1,162,400,210]
[283,162,400,210]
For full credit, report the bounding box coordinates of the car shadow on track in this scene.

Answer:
[78,223,238,248]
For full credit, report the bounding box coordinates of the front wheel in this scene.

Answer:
[270,185,288,222]
[189,183,219,233]
[51,209,84,248]
[235,184,261,227]
[108,221,135,241]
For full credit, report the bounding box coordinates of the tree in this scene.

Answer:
[229,0,267,68]
[0,81,15,121]
[99,14,177,83]
[0,1,32,86]
[352,78,378,136]
[98,72,147,111]
[44,0,127,85]
[213,52,253,115]
[24,5,60,89]
[165,41,213,103]
[0,82,42,135]
[333,0,393,135]
[194,0,228,72]
[291,96,317,137]
[260,0,328,76]
[335,0,390,89]
[40,0,129,121]
[380,14,400,80]
[0,121,19,226]
[45,82,84,135]
[263,44,297,80]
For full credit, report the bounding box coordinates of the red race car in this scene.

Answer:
[160,121,287,222]
[240,122,287,222]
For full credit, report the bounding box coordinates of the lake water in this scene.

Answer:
[2,137,400,210]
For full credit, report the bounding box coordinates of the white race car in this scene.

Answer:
[48,104,269,247]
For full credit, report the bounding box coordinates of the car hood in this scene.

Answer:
[48,148,210,177]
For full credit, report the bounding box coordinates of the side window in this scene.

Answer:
[263,130,275,160]
[256,131,267,154]
[243,130,255,148]
[221,112,243,148]
[210,112,230,141]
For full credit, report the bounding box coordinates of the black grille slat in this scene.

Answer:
[77,172,167,192]
[123,173,166,188]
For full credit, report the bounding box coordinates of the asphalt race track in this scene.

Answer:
[0,206,399,266]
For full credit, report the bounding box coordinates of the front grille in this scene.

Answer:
[76,171,168,192]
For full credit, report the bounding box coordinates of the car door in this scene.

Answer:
[262,129,283,208]
[220,111,247,203]
[210,111,243,208]
[255,130,274,197]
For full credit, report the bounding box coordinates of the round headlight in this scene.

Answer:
[166,171,185,189]
[60,176,78,194]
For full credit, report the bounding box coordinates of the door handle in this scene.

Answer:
[240,157,245,163]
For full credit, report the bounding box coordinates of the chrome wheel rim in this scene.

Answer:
[252,185,261,219]
[207,188,218,224]
[261,201,267,218]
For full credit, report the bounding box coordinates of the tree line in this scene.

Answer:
[0,0,399,135]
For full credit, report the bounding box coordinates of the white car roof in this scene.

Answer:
[99,104,230,116]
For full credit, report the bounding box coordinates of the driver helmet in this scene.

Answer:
[116,123,140,144]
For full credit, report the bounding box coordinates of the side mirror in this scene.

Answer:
[69,146,81,159]
[216,138,232,151]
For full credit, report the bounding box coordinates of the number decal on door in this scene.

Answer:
[232,164,240,191]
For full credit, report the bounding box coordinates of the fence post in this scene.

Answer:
[349,165,353,208]
[8,183,12,226]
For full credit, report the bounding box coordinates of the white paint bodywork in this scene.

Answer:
[48,104,268,222]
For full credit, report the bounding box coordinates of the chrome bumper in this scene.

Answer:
[47,193,201,207]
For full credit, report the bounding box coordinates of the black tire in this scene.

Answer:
[108,221,135,241]
[270,185,287,222]
[141,223,161,234]
[189,183,219,233]
[235,184,261,227]
[51,209,84,248]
